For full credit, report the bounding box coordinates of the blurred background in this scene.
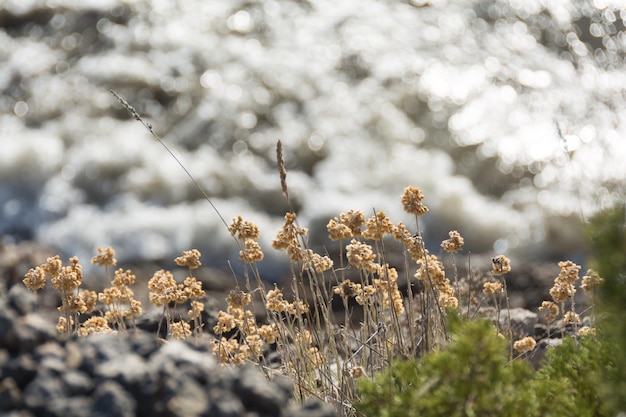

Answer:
[1,0,625,281]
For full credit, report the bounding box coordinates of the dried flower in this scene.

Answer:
[327,218,354,241]
[214,311,236,334]
[538,301,559,324]
[257,323,279,344]
[44,255,63,277]
[272,212,308,263]
[491,255,511,276]
[188,300,204,320]
[56,316,74,334]
[23,266,46,291]
[171,321,191,340]
[334,280,361,298]
[401,186,429,216]
[287,299,309,315]
[577,326,596,337]
[563,311,581,325]
[91,247,117,267]
[302,250,333,272]
[549,260,580,303]
[362,211,394,240]
[415,254,446,287]
[441,230,464,253]
[266,288,289,312]
[148,270,181,306]
[183,276,206,299]
[75,290,98,314]
[239,238,264,263]
[483,281,503,295]
[79,317,112,336]
[350,366,366,379]
[581,269,603,292]
[345,239,377,271]
[175,249,202,270]
[513,336,536,353]
[228,216,261,240]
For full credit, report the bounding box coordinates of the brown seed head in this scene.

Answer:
[91,247,117,267]
[401,186,429,216]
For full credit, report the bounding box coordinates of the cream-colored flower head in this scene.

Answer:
[491,255,511,276]
[441,230,464,253]
[175,249,202,270]
[513,336,536,353]
[401,186,429,216]
[91,247,117,267]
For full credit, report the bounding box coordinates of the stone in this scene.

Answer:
[208,388,245,417]
[61,369,94,397]
[92,380,136,417]
[6,314,56,354]
[0,377,21,412]
[160,372,210,417]
[286,401,338,417]
[47,397,93,417]
[0,303,16,350]
[8,284,37,316]
[233,365,292,415]
[94,352,156,417]
[22,373,66,413]
[1,354,38,390]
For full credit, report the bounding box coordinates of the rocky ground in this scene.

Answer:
[0,240,590,416]
[0,242,337,417]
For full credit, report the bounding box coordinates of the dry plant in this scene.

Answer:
[19,92,605,417]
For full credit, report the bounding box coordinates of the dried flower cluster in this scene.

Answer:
[147,249,207,339]
[549,261,580,303]
[327,209,365,240]
[513,336,536,353]
[211,289,281,364]
[538,301,559,324]
[483,281,503,295]
[415,254,458,309]
[581,269,603,292]
[98,267,142,331]
[401,186,429,216]
[491,255,511,276]
[273,212,333,271]
[441,230,464,253]
[229,216,264,263]
[24,255,91,334]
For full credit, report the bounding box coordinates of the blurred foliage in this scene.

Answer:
[355,316,620,417]
[585,203,626,413]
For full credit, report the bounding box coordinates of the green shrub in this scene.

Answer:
[355,318,535,417]
[355,316,618,417]
[585,203,626,413]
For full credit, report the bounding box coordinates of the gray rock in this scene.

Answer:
[478,307,538,339]
[94,352,156,416]
[61,369,94,397]
[209,388,246,417]
[286,401,338,417]
[151,340,218,386]
[92,380,136,417]
[47,397,93,417]
[2,354,38,389]
[233,365,292,416]
[160,372,210,417]
[22,373,66,413]
[6,314,56,354]
[8,284,38,316]
[0,303,16,350]
[0,377,21,412]
[34,341,67,375]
